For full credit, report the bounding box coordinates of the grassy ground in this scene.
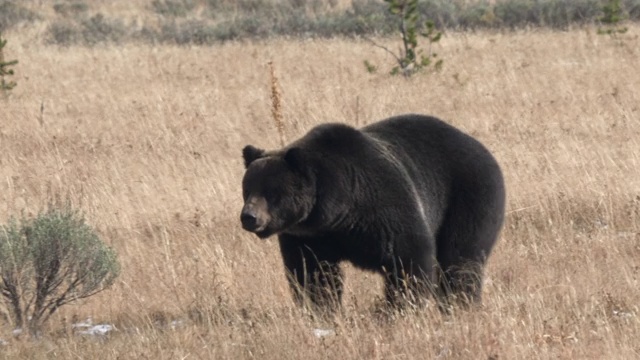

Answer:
[0,21,639,359]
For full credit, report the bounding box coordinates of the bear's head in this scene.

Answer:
[240,145,316,239]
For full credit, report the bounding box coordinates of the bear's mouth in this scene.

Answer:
[254,228,276,239]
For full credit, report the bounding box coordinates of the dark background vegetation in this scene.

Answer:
[0,0,639,46]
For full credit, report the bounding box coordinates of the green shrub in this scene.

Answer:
[47,13,127,46]
[0,32,17,95]
[629,0,640,19]
[80,13,126,45]
[47,21,80,46]
[0,206,120,337]
[598,0,628,34]
[152,0,196,17]
[156,20,229,45]
[0,1,39,32]
[456,3,496,28]
[422,0,604,30]
[53,1,89,18]
[494,0,534,28]
[531,0,600,28]
[365,0,443,77]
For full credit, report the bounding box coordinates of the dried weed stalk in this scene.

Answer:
[268,61,285,147]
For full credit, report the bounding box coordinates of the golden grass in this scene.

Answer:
[0,23,639,359]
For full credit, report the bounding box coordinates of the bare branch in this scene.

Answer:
[362,36,403,67]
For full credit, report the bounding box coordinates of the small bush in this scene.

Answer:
[0,32,18,95]
[0,0,40,32]
[365,0,443,77]
[456,3,496,28]
[494,0,535,28]
[47,21,81,46]
[0,206,120,337]
[80,13,126,45]
[53,1,89,18]
[152,0,197,17]
[158,20,230,45]
[629,0,640,19]
[47,13,127,46]
[417,0,607,30]
[598,0,628,34]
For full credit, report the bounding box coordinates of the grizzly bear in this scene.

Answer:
[240,114,505,313]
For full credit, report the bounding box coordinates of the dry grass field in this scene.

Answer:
[1,17,639,359]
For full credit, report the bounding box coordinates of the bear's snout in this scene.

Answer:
[240,207,259,230]
[240,204,268,233]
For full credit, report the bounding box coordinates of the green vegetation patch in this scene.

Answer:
[0,0,635,46]
[0,0,40,32]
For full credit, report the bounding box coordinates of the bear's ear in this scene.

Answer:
[243,145,265,168]
[284,147,308,174]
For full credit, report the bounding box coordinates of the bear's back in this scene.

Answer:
[362,114,501,179]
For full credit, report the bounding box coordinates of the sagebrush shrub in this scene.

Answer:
[53,1,89,18]
[0,0,39,32]
[151,0,196,17]
[0,206,120,336]
[0,32,17,95]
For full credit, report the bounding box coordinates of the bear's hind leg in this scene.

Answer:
[382,255,438,309]
[278,234,344,315]
[436,185,504,309]
[437,257,485,307]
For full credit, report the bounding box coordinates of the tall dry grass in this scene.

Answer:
[0,24,638,359]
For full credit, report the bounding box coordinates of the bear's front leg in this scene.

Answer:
[278,234,343,315]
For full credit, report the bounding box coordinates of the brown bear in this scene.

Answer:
[240,114,505,313]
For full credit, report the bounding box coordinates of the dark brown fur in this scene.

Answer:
[240,114,506,313]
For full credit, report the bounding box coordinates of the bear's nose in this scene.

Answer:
[240,208,258,231]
